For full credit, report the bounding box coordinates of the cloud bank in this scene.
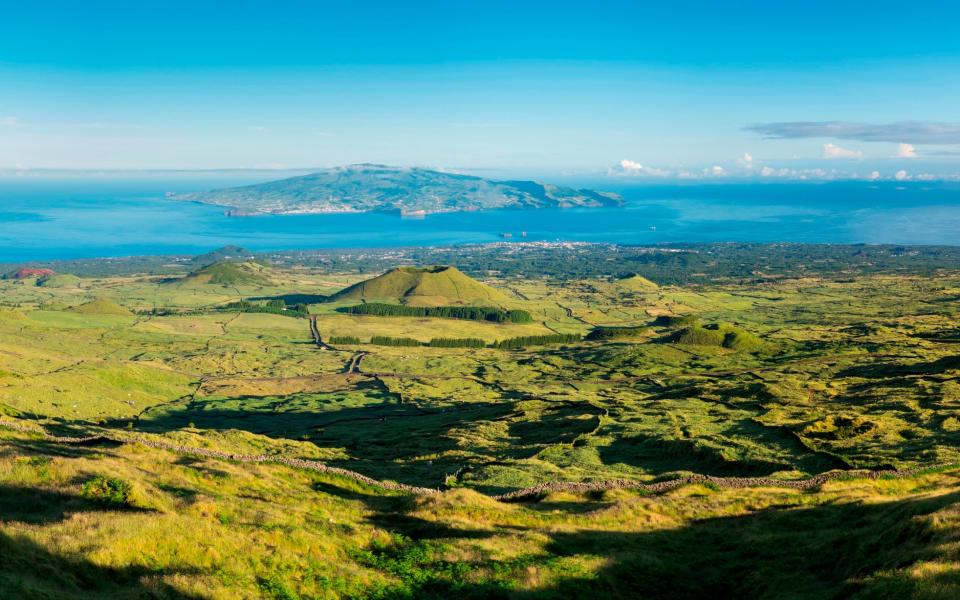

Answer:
[744,121,960,144]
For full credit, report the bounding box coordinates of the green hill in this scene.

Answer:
[68,298,133,316]
[177,261,272,286]
[328,266,510,307]
[36,273,82,288]
[616,273,659,291]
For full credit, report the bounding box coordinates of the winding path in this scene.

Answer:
[308,315,336,351]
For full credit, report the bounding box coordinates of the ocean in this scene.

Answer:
[1,174,959,262]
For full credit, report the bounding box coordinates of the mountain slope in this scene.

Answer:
[178,164,623,215]
[328,265,510,306]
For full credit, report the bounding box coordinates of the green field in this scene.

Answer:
[3,255,960,598]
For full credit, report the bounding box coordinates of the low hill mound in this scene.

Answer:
[328,266,510,307]
[37,273,82,288]
[177,261,271,286]
[189,245,255,268]
[3,267,55,280]
[663,322,765,352]
[616,274,659,291]
[68,298,133,316]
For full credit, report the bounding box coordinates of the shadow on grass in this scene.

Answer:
[137,397,517,488]
[0,529,202,599]
[0,483,151,524]
[312,480,494,541]
[349,488,960,600]
[10,437,124,459]
[838,355,960,378]
[518,489,960,599]
[0,484,200,598]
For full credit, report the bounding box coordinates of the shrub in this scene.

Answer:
[81,475,132,507]
[328,335,361,345]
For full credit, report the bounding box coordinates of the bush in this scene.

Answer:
[81,475,132,507]
[328,335,361,345]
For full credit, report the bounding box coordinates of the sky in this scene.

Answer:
[2,0,960,180]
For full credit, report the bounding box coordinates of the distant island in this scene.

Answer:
[174,163,623,216]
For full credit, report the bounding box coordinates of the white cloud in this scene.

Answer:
[895,169,910,181]
[822,143,863,159]
[708,165,726,176]
[248,125,267,132]
[1,116,19,127]
[760,166,774,177]
[897,143,917,158]
[869,170,881,180]
[611,159,669,177]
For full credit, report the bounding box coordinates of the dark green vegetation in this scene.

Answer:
[219,299,309,318]
[4,245,960,598]
[586,325,649,340]
[80,476,133,508]
[491,333,582,349]
[338,302,532,323]
[428,338,486,348]
[370,336,422,347]
[177,163,623,215]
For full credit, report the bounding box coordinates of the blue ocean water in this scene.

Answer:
[1,175,959,261]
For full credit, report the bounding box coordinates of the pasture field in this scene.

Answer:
[2,260,960,598]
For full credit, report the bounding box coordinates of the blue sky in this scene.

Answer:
[2,0,960,179]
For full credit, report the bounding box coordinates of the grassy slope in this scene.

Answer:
[3,268,960,596]
[2,423,960,599]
